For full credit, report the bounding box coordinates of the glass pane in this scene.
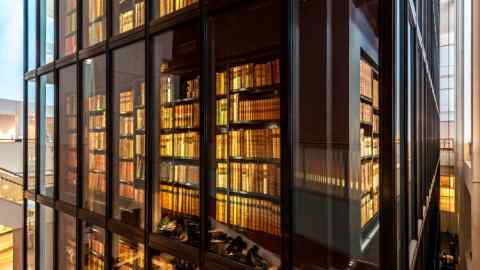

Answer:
[60,0,77,57]
[27,0,36,70]
[293,0,380,268]
[151,251,198,270]
[40,0,55,65]
[113,42,145,228]
[39,205,54,270]
[40,73,55,197]
[83,55,107,215]
[27,80,36,192]
[81,223,105,270]
[57,213,77,270]
[83,0,106,47]
[113,0,144,35]
[26,200,36,270]
[153,0,198,19]
[152,23,201,246]
[209,2,282,268]
[111,234,144,270]
[59,65,78,204]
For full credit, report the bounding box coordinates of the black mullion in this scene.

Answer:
[378,0,397,269]
[399,0,408,269]
[76,1,83,269]
[200,0,214,267]
[104,0,113,268]
[280,0,295,269]
[144,0,152,267]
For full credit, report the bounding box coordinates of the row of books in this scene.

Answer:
[86,172,106,193]
[117,158,145,181]
[360,102,373,124]
[229,128,281,159]
[216,71,227,96]
[159,0,198,17]
[120,91,134,113]
[119,182,145,202]
[229,59,281,91]
[216,99,228,126]
[216,162,281,196]
[361,192,379,226]
[159,163,199,185]
[360,161,379,193]
[230,95,280,122]
[159,185,200,216]
[360,128,372,158]
[65,36,76,55]
[159,76,200,103]
[66,170,76,186]
[87,0,104,22]
[120,116,135,135]
[88,21,105,46]
[216,134,228,159]
[373,114,380,133]
[88,95,106,111]
[89,114,105,130]
[360,60,373,99]
[68,133,77,148]
[88,153,106,172]
[88,132,105,151]
[118,2,145,34]
[159,132,199,158]
[216,193,280,236]
[65,11,77,36]
[174,104,199,128]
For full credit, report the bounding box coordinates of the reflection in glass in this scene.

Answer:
[81,223,105,270]
[209,2,281,268]
[153,0,198,19]
[83,55,107,215]
[57,213,77,270]
[40,73,55,197]
[60,0,77,56]
[151,251,199,270]
[27,0,36,70]
[113,0,144,35]
[27,80,36,192]
[26,200,36,270]
[59,65,77,205]
[292,0,380,268]
[113,42,145,228]
[39,205,54,270]
[83,0,106,47]
[112,234,144,270]
[40,0,55,65]
[152,24,201,246]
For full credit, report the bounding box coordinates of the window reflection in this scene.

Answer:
[26,201,36,270]
[39,205,54,270]
[27,0,36,70]
[81,223,105,270]
[113,42,146,228]
[60,0,77,56]
[40,73,55,197]
[83,0,106,47]
[27,80,36,192]
[40,0,55,65]
[83,55,107,215]
[57,213,77,270]
[59,65,78,205]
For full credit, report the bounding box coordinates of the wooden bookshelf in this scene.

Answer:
[359,58,380,230]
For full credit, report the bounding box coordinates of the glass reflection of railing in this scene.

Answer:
[0,167,23,205]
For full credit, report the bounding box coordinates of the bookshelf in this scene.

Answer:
[64,94,77,203]
[85,0,105,46]
[359,58,380,230]
[58,214,77,270]
[112,235,145,270]
[117,0,145,34]
[154,58,201,245]
[84,92,107,214]
[82,224,105,270]
[210,56,282,269]
[116,82,146,227]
